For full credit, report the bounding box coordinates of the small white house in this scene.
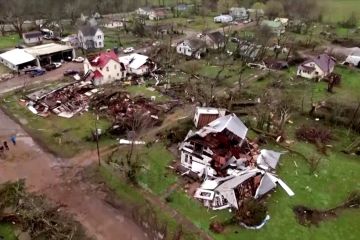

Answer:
[78,23,104,50]
[214,15,233,23]
[297,54,336,80]
[344,54,360,67]
[104,21,124,29]
[149,9,168,21]
[22,31,43,45]
[176,39,207,59]
[136,7,152,17]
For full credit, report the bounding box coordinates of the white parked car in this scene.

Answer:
[123,47,134,53]
[73,57,85,63]
[53,62,62,68]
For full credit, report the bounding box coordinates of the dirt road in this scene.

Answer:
[0,109,149,240]
[0,62,83,95]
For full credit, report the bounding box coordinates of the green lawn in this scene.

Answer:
[0,64,11,74]
[0,223,16,240]
[103,29,153,49]
[167,116,360,240]
[125,85,170,102]
[150,16,219,31]
[137,143,178,195]
[98,163,198,240]
[2,93,113,158]
[0,34,21,50]
[322,0,360,23]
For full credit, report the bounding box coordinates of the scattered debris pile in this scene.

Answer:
[92,91,177,135]
[24,80,98,118]
[296,125,332,145]
[309,101,360,132]
[0,180,89,240]
[343,137,360,155]
[177,107,294,227]
[0,73,14,82]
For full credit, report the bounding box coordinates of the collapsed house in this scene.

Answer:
[92,91,177,135]
[25,80,97,118]
[179,107,294,211]
[237,41,262,61]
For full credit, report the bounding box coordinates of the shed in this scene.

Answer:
[22,31,43,45]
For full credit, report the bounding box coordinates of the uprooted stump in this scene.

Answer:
[209,221,225,233]
[235,198,267,227]
[296,125,332,144]
[294,191,360,227]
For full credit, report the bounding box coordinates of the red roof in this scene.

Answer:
[93,70,103,78]
[90,51,119,68]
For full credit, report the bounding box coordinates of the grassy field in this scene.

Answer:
[125,85,170,102]
[166,116,360,240]
[0,64,11,75]
[322,0,360,23]
[98,163,198,240]
[103,29,153,50]
[151,16,219,31]
[0,223,16,240]
[1,93,113,158]
[0,34,21,50]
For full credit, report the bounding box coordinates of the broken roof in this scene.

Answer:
[196,113,248,140]
[257,149,282,170]
[90,50,119,68]
[206,31,226,44]
[0,49,35,66]
[119,53,149,70]
[302,54,336,73]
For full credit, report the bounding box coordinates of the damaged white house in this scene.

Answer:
[179,108,294,211]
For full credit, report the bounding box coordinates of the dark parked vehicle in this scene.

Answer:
[28,68,46,77]
[45,63,56,71]
[63,69,80,76]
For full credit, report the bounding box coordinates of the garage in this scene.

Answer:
[0,49,37,71]
[25,43,75,67]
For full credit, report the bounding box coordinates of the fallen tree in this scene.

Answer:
[0,180,89,240]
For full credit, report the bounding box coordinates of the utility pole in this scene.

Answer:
[95,114,101,166]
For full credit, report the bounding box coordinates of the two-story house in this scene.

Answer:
[78,23,104,50]
[84,50,126,85]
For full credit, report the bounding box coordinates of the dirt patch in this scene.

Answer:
[294,191,360,227]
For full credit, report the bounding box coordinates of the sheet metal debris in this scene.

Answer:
[178,107,294,213]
